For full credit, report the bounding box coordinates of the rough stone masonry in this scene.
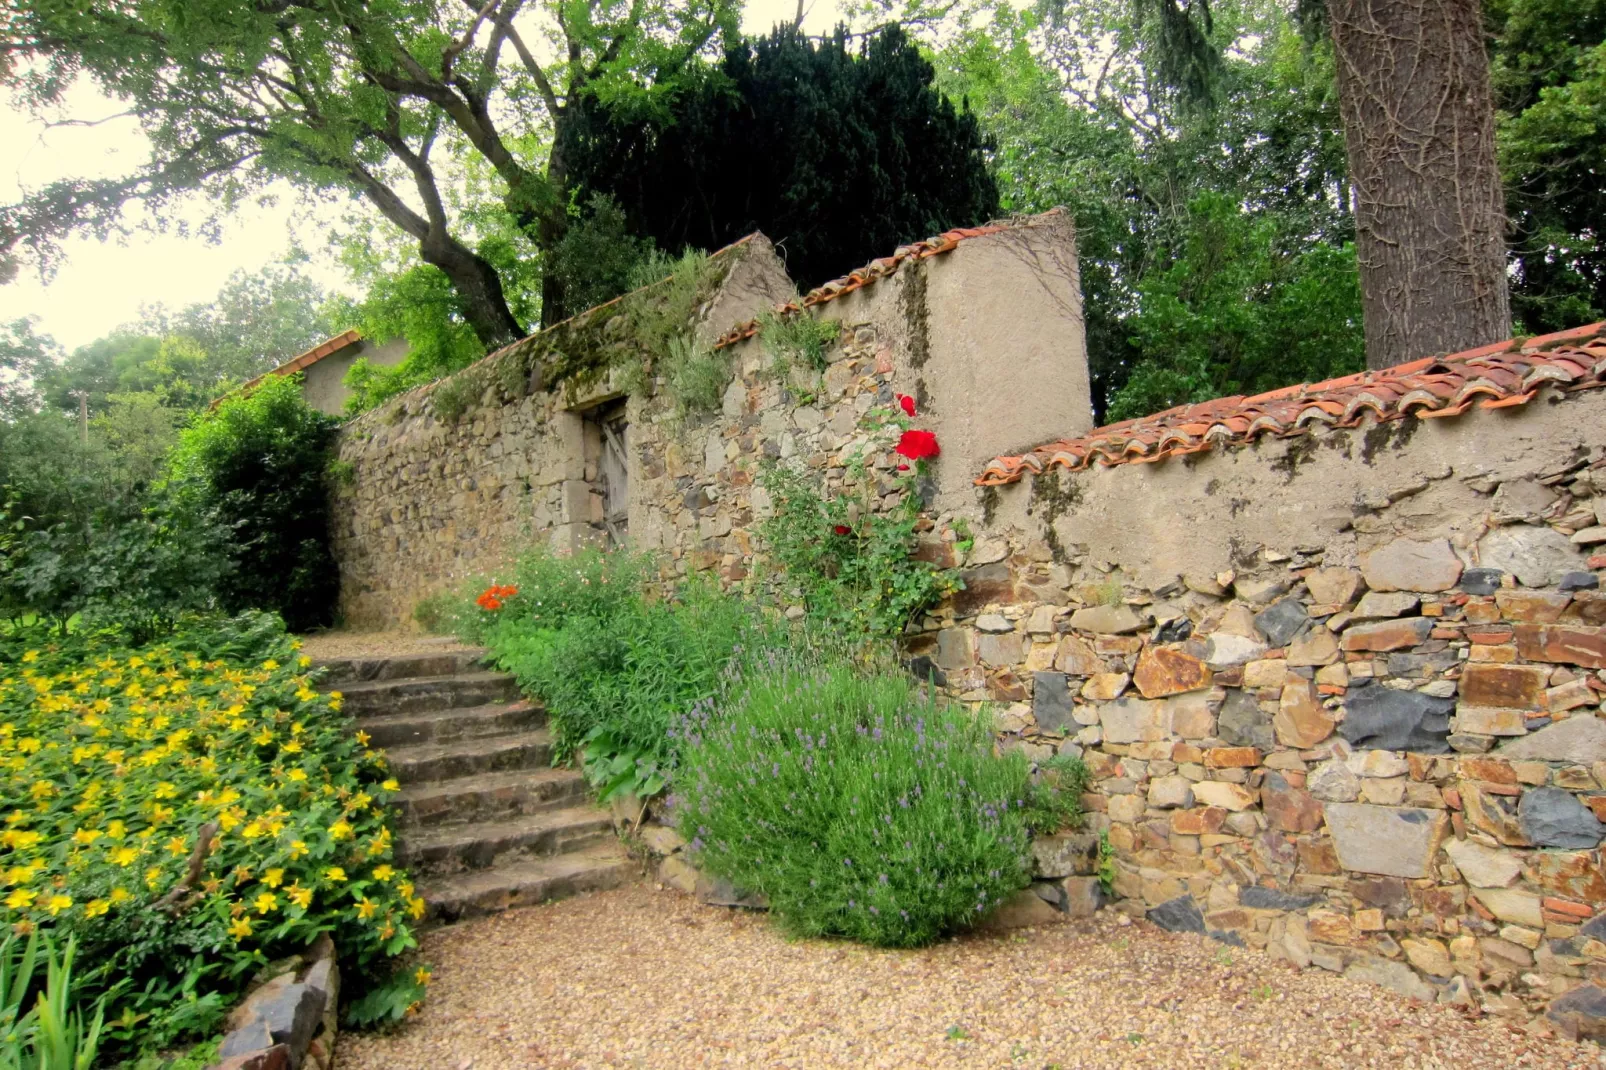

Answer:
[329,210,1606,1032]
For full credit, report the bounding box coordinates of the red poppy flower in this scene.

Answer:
[833,524,852,536]
[895,429,940,460]
[897,464,910,472]
[896,394,917,417]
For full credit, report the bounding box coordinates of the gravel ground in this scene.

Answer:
[337,883,1604,1070]
[297,630,475,660]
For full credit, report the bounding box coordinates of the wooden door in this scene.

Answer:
[598,407,629,547]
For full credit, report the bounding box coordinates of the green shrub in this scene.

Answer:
[669,655,1083,947]
[0,613,420,1058]
[472,550,777,796]
[167,375,340,633]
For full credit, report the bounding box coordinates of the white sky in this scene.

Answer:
[0,0,843,353]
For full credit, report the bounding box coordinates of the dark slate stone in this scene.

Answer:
[1350,875,1411,918]
[1254,598,1309,648]
[1239,886,1321,911]
[1033,672,1075,733]
[259,983,322,1056]
[1582,913,1606,943]
[1561,571,1601,592]
[220,1020,275,1060]
[1520,787,1605,849]
[1147,894,1206,934]
[1217,689,1275,751]
[1459,567,1504,595]
[1155,616,1193,643]
[1385,651,1459,678]
[1547,983,1606,1039]
[1209,928,1247,948]
[700,875,769,909]
[1339,679,1452,753]
[904,656,947,688]
[953,562,1013,616]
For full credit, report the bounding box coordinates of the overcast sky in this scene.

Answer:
[0,0,841,353]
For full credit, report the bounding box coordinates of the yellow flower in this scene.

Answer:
[353,729,369,746]
[261,659,279,672]
[288,769,308,782]
[84,899,110,918]
[20,651,36,663]
[287,884,313,909]
[106,819,126,839]
[228,917,253,940]
[4,889,36,910]
[356,897,377,920]
[408,896,426,920]
[110,846,139,867]
[263,868,285,889]
[241,821,266,839]
[71,829,102,846]
[324,867,347,882]
[381,778,400,792]
[328,819,354,841]
[1,830,41,850]
[371,864,394,882]
[45,895,72,916]
[414,967,432,986]
[254,893,278,915]
[282,741,303,754]
[289,840,309,860]
[109,888,132,904]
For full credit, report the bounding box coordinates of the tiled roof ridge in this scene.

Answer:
[215,329,364,409]
[709,209,1068,351]
[976,321,1606,486]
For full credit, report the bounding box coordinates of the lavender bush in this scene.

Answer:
[669,655,1086,947]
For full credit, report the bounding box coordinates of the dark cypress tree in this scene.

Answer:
[556,26,1000,296]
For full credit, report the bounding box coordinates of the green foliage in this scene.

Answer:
[658,336,732,420]
[167,375,340,633]
[670,654,1083,947]
[0,320,61,421]
[757,418,956,642]
[1095,830,1117,897]
[0,933,105,1070]
[0,616,420,1061]
[548,194,657,318]
[472,550,774,779]
[0,414,231,644]
[1492,0,1606,332]
[561,25,999,292]
[342,963,429,1029]
[1106,191,1363,422]
[757,312,841,380]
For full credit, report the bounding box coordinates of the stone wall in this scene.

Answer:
[330,213,1088,626]
[328,209,1606,1024]
[935,389,1606,1022]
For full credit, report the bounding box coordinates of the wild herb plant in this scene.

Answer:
[669,653,1085,947]
[757,311,841,379]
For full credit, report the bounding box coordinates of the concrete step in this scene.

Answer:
[361,701,544,749]
[384,729,555,784]
[420,844,636,924]
[334,671,521,717]
[394,767,591,829]
[399,807,616,877]
[313,648,488,685]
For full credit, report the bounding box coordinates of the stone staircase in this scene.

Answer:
[313,645,634,923]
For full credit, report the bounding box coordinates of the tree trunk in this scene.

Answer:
[537,125,573,328]
[418,229,525,350]
[1326,0,1510,369]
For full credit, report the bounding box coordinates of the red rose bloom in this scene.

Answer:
[895,429,939,460]
[832,524,852,536]
[896,394,917,417]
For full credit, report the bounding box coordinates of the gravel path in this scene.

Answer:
[297,630,475,660]
[337,883,1603,1069]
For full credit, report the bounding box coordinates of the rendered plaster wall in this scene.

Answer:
[302,337,409,416]
[921,387,1606,1025]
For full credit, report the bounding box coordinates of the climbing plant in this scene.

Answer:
[757,396,957,641]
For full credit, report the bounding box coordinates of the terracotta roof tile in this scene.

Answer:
[214,329,364,408]
[976,322,1606,486]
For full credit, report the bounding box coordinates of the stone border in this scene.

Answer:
[209,934,340,1070]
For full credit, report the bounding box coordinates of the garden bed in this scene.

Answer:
[337,885,1599,1069]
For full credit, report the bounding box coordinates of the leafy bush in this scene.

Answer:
[669,654,1084,947]
[0,614,420,1057]
[469,550,776,797]
[167,375,340,633]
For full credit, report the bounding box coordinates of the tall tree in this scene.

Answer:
[2,0,738,346]
[557,26,1000,293]
[1135,0,1510,367]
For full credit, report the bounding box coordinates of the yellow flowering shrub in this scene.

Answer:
[0,615,419,1051]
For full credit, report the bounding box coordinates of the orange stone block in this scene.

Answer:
[1170,807,1227,835]
[1204,746,1261,768]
